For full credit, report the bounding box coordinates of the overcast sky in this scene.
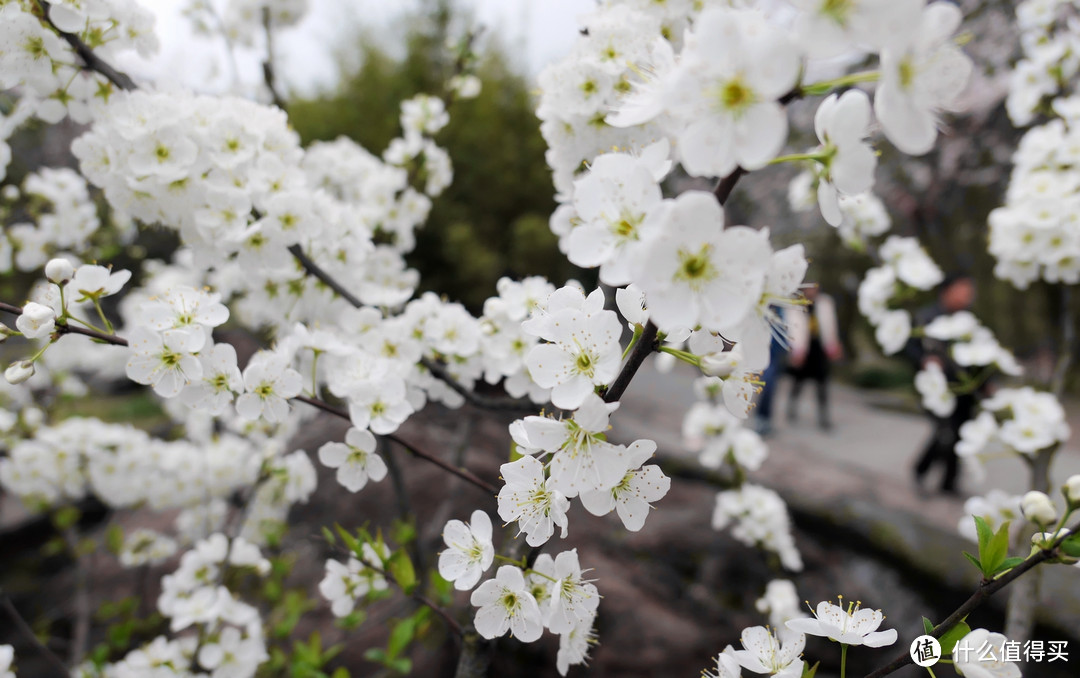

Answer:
[118,0,594,96]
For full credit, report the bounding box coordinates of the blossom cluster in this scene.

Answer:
[957,387,1071,463]
[0,0,155,144]
[987,0,1080,287]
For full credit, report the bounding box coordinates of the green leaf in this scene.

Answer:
[331,669,350,678]
[801,660,819,678]
[53,505,81,531]
[388,657,412,674]
[334,524,360,557]
[938,620,971,655]
[922,617,934,636]
[388,549,417,595]
[1060,534,1080,558]
[321,526,336,547]
[334,610,365,630]
[994,557,1026,575]
[973,516,992,554]
[105,525,124,555]
[386,616,418,660]
[962,551,982,574]
[981,522,1011,576]
[363,648,386,663]
[391,518,416,546]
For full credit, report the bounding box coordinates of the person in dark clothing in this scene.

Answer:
[787,288,842,430]
[909,274,978,495]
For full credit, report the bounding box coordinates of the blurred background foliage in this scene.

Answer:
[287,2,578,312]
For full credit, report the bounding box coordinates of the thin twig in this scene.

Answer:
[0,301,129,346]
[354,552,463,638]
[261,7,287,111]
[292,395,499,496]
[603,321,659,403]
[386,433,499,497]
[863,524,1077,678]
[1,594,70,677]
[37,1,137,91]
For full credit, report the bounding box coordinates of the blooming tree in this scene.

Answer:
[0,0,1078,677]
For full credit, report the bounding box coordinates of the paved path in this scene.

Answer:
[615,358,1080,511]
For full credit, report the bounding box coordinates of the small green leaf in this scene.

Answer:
[321,526,336,546]
[994,557,1026,575]
[1060,534,1080,558]
[334,610,365,630]
[386,616,418,660]
[105,525,124,555]
[938,620,971,655]
[53,506,81,531]
[973,516,992,554]
[391,519,416,546]
[389,657,412,674]
[334,524,360,557]
[962,551,982,573]
[509,442,523,462]
[331,668,350,678]
[922,617,934,636]
[801,660,819,678]
[981,522,1011,576]
[363,648,386,663]
[388,549,417,595]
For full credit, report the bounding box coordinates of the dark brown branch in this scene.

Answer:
[419,357,535,412]
[292,395,499,496]
[355,552,463,638]
[0,301,129,346]
[863,525,1077,678]
[37,1,137,91]
[287,245,534,412]
[713,167,748,204]
[385,433,499,497]
[603,321,659,403]
[261,7,287,111]
[2,594,70,677]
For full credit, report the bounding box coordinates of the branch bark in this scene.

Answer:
[37,1,137,91]
[863,524,1076,678]
[1,594,70,677]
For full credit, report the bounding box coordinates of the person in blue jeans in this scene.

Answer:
[754,310,789,436]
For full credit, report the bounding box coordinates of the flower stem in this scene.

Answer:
[800,70,880,97]
[769,151,829,165]
[92,298,114,333]
[621,324,643,361]
[841,643,848,678]
[926,667,937,678]
[657,345,700,366]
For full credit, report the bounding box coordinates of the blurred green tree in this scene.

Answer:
[287,4,577,311]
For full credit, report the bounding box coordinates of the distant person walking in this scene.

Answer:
[786,288,842,431]
[909,274,978,495]
[754,313,789,437]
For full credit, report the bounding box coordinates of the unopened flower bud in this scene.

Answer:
[700,347,742,378]
[45,258,75,284]
[1021,491,1058,525]
[0,322,14,342]
[1064,475,1080,506]
[16,302,56,339]
[5,360,35,385]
